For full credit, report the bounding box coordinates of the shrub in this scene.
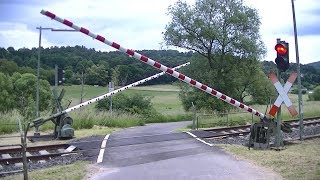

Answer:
[309,85,320,101]
[291,88,307,95]
[96,93,153,114]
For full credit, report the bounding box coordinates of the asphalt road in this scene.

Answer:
[86,121,280,180]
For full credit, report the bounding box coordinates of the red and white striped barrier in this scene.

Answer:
[41,10,266,119]
[268,72,298,117]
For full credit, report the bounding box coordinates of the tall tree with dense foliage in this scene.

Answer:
[0,73,15,112]
[86,64,109,86]
[11,73,52,120]
[164,0,271,112]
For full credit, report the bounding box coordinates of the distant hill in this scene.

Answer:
[261,61,320,89]
[307,61,320,70]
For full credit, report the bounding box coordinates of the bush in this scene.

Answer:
[96,93,153,114]
[291,88,307,95]
[309,85,320,101]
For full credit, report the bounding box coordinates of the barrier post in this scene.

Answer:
[191,102,196,130]
[18,118,28,180]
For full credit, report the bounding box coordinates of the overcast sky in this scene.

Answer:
[0,0,319,64]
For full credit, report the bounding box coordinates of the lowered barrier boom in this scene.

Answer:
[40,10,267,120]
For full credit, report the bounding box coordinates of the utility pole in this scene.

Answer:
[35,27,77,136]
[80,69,85,103]
[108,82,114,113]
[35,26,42,135]
[36,27,42,118]
[55,65,58,88]
[291,0,303,140]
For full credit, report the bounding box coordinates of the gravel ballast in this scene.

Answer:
[205,125,320,146]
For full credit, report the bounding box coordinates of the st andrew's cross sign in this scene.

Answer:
[268,72,298,117]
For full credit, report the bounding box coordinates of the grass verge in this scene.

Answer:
[218,138,320,180]
[2,161,89,180]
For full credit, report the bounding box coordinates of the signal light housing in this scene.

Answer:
[275,41,289,72]
[58,68,65,85]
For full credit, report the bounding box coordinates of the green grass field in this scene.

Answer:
[57,84,185,116]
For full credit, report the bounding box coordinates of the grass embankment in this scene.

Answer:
[219,138,320,180]
[2,161,89,180]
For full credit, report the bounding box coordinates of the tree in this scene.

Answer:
[0,59,19,76]
[86,64,109,86]
[64,68,74,84]
[164,0,267,112]
[164,0,265,66]
[111,66,121,87]
[12,73,52,120]
[309,85,320,101]
[0,73,15,112]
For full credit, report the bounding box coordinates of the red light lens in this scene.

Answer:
[275,44,287,55]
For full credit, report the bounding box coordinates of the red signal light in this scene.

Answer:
[275,44,287,55]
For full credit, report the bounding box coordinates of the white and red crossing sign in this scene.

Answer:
[268,72,298,117]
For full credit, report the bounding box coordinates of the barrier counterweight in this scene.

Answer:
[40,10,266,119]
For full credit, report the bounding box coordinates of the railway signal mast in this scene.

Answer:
[275,39,289,148]
[275,40,289,72]
[272,39,297,148]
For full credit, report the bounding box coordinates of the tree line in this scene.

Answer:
[0,46,318,88]
[0,46,192,87]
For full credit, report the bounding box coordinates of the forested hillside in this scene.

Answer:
[0,46,192,86]
[262,61,320,89]
[308,61,320,70]
[0,46,319,88]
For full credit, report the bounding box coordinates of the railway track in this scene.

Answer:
[1,117,319,176]
[191,116,320,139]
[0,144,77,175]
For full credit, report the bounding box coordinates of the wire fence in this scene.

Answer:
[195,111,260,129]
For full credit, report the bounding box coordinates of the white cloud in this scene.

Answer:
[0,22,54,49]
[244,0,320,64]
[0,0,319,64]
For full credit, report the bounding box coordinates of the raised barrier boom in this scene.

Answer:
[31,62,189,127]
[40,10,266,120]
